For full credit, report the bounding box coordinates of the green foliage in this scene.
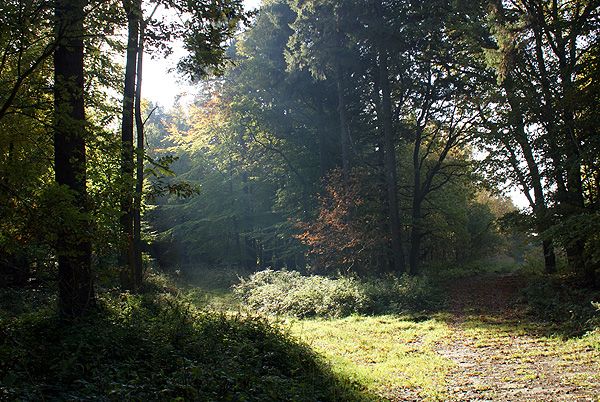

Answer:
[296,168,388,275]
[362,274,444,314]
[0,288,365,401]
[521,276,600,336]
[233,269,443,318]
[424,259,522,280]
[234,270,367,318]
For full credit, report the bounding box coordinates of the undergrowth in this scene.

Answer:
[0,281,368,401]
[233,269,443,318]
[521,275,600,336]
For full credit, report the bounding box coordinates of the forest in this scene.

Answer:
[1,0,599,400]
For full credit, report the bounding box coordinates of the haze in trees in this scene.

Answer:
[0,0,598,399]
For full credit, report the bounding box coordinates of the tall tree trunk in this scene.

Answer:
[563,144,590,284]
[377,47,405,273]
[408,198,422,275]
[409,126,423,275]
[54,0,94,318]
[316,99,330,179]
[120,0,139,290]
[334,62,350,182]
[133,2,146,290]
[334,9,350,181]
[503,77,557,274]
[560,54,593,286]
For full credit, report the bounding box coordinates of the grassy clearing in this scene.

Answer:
[2,266,598,401]
[287,315,454,401]
[175,267,599,400]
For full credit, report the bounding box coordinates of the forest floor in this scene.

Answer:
[436,274,599,401]
[286,273,600,401]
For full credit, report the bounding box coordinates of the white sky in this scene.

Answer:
[142,0,261,106]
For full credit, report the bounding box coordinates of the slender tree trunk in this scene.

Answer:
[316,99,330,179]
[372,62,393,273]
[133,3,145,290]
[377,47,405,273]
[409,129,423,275]
[409,199,422,275]
[54,0,94,318]
[334,7,350,181]
[560,56,593,286]
[120,0,139,290]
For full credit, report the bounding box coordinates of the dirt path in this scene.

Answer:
[438,274,600,401]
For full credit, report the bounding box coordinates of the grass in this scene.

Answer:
[6,266,596,400]
[288,315,454,401]
[177,266,600,400]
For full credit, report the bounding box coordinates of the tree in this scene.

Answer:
[483,0,600,285]
[54,0,94,317]
[287,0,359,181]
[120,0,140,290]
[118,0,247,289]
[371,0,405,273]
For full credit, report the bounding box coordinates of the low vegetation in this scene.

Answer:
[521,275,600,336]
[289,315,453,401]
[2,267,598,400]
[233,269,443,318]
[0,278,368,401]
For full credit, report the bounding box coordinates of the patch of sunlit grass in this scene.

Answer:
[287,315,454,401]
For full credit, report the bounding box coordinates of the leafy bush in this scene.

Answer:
[233,270,442,318]
[362,274,443,314]
[0,290,366,401]
[233,270,368,318]
[522,276,600,335]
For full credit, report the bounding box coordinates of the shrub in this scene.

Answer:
[362,274,443,314]
[233,269,442,318]
[521,276,600,335]
[0,289,366,401]
[233,270,369,318]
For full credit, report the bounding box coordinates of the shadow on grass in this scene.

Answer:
[0,291,376,401]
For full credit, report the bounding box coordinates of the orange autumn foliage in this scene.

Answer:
[296,169,389,274]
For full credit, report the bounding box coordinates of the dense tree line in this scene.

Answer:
[148,0,598,286]
[1,0,598,319]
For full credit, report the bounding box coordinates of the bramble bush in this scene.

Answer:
[233,269,443,318]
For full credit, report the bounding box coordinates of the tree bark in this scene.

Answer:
[334,63,350,182]
[503,76,557,274]
[120,0,139,290]
[557,40,592,286]
[409,126,423,276]
[133,1,145,290]
[377,47,405,273]
[334,9,350,182]
[54,0,94,318]
[316,98,331,179]
[408,198,422,275]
